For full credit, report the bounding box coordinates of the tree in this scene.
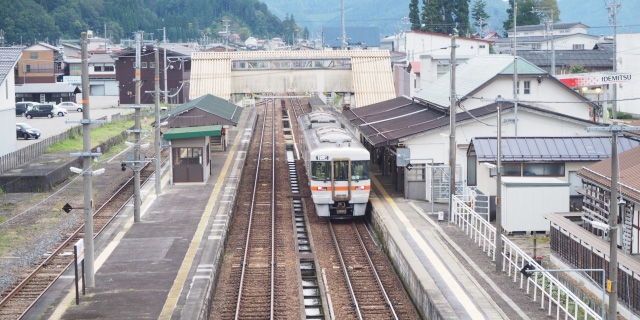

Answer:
[503,0,540,35]
[471,0,490,35]
[456,0,470,36]
[442,0,455,34]
[570,63,587,74]
[539,0,561,22]
[302,26,309,39]
[409,0,421,30]
[421,0,444,33]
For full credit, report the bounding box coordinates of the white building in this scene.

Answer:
[88,53,118,96]
[507,22,589,38]
[495,22,599,54]
[0,47,23,157]
[617,33,640,116]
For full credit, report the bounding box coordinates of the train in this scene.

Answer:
[298,109,371,218]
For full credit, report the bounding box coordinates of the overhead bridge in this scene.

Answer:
[189,50,396,107]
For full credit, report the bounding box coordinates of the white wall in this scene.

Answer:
[231,69,353,94]
[88,62,116,76]
[385,32,491,60]
[400,108,606,188]
[0,73,17,157]
[618,33,640,115]
[463,76,594,120]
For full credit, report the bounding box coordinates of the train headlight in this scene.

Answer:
[360,185,365,190]
[317,186,324,191]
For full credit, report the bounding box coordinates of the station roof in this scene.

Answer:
[471,136,640,162]
[579,146,640,202]
[163,94,243,125]
[163,125,222,140]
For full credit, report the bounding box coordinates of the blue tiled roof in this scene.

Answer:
[322,27,380,48]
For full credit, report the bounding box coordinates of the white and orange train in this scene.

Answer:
[298,110,370,218]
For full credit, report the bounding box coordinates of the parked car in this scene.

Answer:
[15,102,36,116]
[16,123,41,140]
[24,104,54,119]
[52,105,68,117]
[57,101,82,112]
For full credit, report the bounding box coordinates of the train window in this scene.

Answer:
[311,161,330,181]
[351,161,370,181]
[333,160,349,181]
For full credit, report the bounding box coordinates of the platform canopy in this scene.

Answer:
[163,125,222,140]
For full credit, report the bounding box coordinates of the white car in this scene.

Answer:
[52,105,68,117]
[57,101,82,112]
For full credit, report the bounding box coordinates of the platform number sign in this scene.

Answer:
[74,239,86,304]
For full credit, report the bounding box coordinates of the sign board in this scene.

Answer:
[74,239,84,265]
[405,163,413,171]
[62,203,73,213]
[397,148,410,167]
[63,75,82,85]
[558,73,632,88]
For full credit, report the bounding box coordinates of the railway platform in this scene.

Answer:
[26,107,256,320]
[368,171,530,320]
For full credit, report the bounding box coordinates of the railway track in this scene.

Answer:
[0,152,167,320]
[287,92,307,117]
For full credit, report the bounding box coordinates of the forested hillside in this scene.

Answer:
[0,0,289,45]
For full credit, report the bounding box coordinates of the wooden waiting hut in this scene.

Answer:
[164,125,222,183]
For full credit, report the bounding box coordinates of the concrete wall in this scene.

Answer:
[230,69,353,94]
[618,33,640,115]
[0,73,17,157]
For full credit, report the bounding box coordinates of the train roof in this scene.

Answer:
[299,110,368,153]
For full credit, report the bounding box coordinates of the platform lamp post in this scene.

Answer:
[587,123,640,319]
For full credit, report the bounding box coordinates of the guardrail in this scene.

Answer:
[451,194,601,320]
[0,116,108,174]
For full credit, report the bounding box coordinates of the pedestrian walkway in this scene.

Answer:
[368,172,530,320]
[27,108,256,320]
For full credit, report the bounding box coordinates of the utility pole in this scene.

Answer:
[80,31,95,288]
[532,8,556,75]
[341,0,346,49]
[495,96,504,273]
[221,19,231,52]
[586,124,640,320]
[512,0,519,136]
[448,34,457,222]
[154,41,162,200]
[477,18,485,38]
[162,27,168,104]
[133,32,142,222]
[0,29,5,47]
[606,0,621,119]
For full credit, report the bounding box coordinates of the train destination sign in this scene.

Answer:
[316,155,329,160]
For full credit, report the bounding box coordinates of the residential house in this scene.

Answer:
[0,47,23,156]
[322,27,380,50]
[15,83,79,104]
[617,33,640,116]
[115,45,192,105]
[343,96,605,199]
[415,55,598,121]
[88,53,117,96]
[518,43,614,75]
[17,42,64,83]
[494,22,599,54]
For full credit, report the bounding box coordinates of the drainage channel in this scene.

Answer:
[283,111,326,320]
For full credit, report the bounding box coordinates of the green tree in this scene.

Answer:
[456,0,470,36]
[302,26,310,39]
[471,0,490,34]
[570,63,587,74]
[539,0,561,22]
[421,0,444,33]
[442,0,455,34]
[409,0,421,30]
[503,0,540,35]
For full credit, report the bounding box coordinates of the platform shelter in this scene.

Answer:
[164,125,222,183]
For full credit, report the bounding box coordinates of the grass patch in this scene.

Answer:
[46,121,135,153]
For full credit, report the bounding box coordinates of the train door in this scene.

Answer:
[331,159,352,214]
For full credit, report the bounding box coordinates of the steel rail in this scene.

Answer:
[0,155,168,318]
[353,222,399,320]
[328,221,364,320]
[234,94,274,320]
[269,96,275,320]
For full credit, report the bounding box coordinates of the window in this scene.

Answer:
[141,62,147,68]
[351,161,370,181]
[524,81,531,94]
[150,62,156,69]
[467,156,477,186]
[104,65,114,72]
[408,164,426,182]
[174,147,202,165]
[532,44,541,50]
[333,160,349,181]
[30,52,38,59]
[94,66,102,72]
[479,45,486,49]
[71,65,81,71]
[311,161,330,181]
[490,163,522,176]
[573,44,585,50]
[523,163,565,176]
[516,81,520,94]
[26,65,31,72]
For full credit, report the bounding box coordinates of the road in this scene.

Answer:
[16,105,134,147]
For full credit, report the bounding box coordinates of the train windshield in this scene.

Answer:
[333,160,349,181]
[311,161,330,181]
[351,161,370,181]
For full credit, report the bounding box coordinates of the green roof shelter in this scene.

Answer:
[163,125,223,183]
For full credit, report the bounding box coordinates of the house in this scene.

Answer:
[406,61,421,97]
[161,94,242,129]
[343,96,606,199]
[88,53,117,96]
[15,83,79,104]
[518,44,614,74]
[16,42,64,84]
[494,22,599,53]
[380,31,492,59]
[322,27,380,50]
[0,47,23,156]
[414,55,598,121]
[467,136,639,210]
[114,45,192,105]
[617,33,640,116]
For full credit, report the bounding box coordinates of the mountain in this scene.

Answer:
[0,0,287,45]
[260,0,639,38]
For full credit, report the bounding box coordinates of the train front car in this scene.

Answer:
[300,111,371,218]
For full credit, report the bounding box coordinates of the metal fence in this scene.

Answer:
[0,115,109,174]
[451,194,601,320]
